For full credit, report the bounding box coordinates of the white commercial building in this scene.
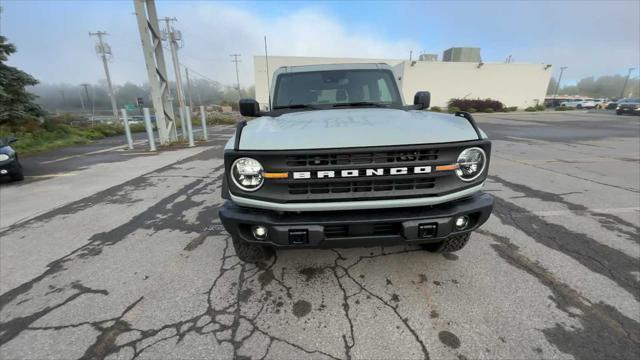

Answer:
[254,55,552,110]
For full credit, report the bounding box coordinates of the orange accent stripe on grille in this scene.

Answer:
[264,172,289,179]
[435,164,460,171]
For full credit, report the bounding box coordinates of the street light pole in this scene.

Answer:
[619,67,636,99]
[553,66,567,98]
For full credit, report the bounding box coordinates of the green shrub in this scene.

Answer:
[429,106,442,112]
[447,106,460,113]
[482,108,494,113]
[207,113,237,125]
[129,123,146,133]
[524,107,537,112]
[447,98,505,112]
[507,106,518,112]
[535,105,546,111]
[467,108,477,113]
[555,106,569,111]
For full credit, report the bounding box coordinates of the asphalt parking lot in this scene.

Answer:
[0,111,638,360]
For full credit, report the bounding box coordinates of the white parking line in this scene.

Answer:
[511,207,640,218]
[25,173,77,179]
[40,140,142,164]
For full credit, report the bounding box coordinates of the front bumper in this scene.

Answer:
[219,193,493,248]
[617,107,640,114]
[0,160,20,176]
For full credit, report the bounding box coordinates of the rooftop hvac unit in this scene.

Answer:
[418,53,438,62]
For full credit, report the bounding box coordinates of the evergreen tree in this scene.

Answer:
[0,35,43,126]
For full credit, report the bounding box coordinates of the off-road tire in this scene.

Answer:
[231,236,273,263]
[421,233,471,253]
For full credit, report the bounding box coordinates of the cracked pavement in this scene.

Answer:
[0,112,639,359]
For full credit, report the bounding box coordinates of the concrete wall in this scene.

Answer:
[395,61,552,108]
[254,56,552,109]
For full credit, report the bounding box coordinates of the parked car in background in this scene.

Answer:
[616,98,640,115]
[560,99,582,108]
[575,99,597,109]
[593,99,608,109]
[0,137,24,182]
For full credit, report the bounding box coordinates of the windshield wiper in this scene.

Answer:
[273,104,320,110]
[332,102,388,108]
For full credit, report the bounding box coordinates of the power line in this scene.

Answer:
[179,63,219,84]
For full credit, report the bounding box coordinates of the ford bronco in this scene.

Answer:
[219,63,494,263]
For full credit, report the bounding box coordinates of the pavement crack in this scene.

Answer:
[489,178,640,302]
[480,229,640,359]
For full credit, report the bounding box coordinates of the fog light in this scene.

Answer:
[252,226,268,240]
[0,169,7,175]
[455,216,469,230]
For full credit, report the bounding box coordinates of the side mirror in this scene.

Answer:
[239,99,261,117]
[414,91,431,110]
[7,136,17,144]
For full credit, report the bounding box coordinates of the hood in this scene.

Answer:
[237,108,480,150]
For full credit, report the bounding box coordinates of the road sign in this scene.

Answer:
[125,104,137,112]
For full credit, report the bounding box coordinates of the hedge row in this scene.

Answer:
[447,98,505,112]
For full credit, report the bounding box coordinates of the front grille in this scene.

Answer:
[288,177,436,195]
[286,149,438,167]
[227,140,490,204]
[324,222,401,239]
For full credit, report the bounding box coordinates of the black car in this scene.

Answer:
[616,98,640,115]
[0,137,24,181]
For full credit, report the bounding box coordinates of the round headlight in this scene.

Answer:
[456,147,486,182]
[0,154,9,161]
[231,157,264,191]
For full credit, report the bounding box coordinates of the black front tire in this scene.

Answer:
[421,233,471,253]
[231,236,273,263]
[616,110,623,115]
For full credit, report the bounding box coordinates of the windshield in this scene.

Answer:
[273,69,402,109]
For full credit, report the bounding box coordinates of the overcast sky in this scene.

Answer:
[2,0,639,88]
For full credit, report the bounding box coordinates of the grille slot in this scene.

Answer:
[324,225,348,238]
[323,223,401,238]
[288,178,435,195]
[286,149,439,167]
[372,223,400,236]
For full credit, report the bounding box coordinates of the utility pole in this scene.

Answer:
[133,0,178,144]
[78,88,85,110]
[554,66,567,98]
[80,84,91,109]
[161,17,187,139]
[89,31,119,122]
[59,89,66,106]
[620,67,636,99]
[185,67,194,109]
[230,53,241,95]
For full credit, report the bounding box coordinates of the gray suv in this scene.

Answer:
[219,63,494,263]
